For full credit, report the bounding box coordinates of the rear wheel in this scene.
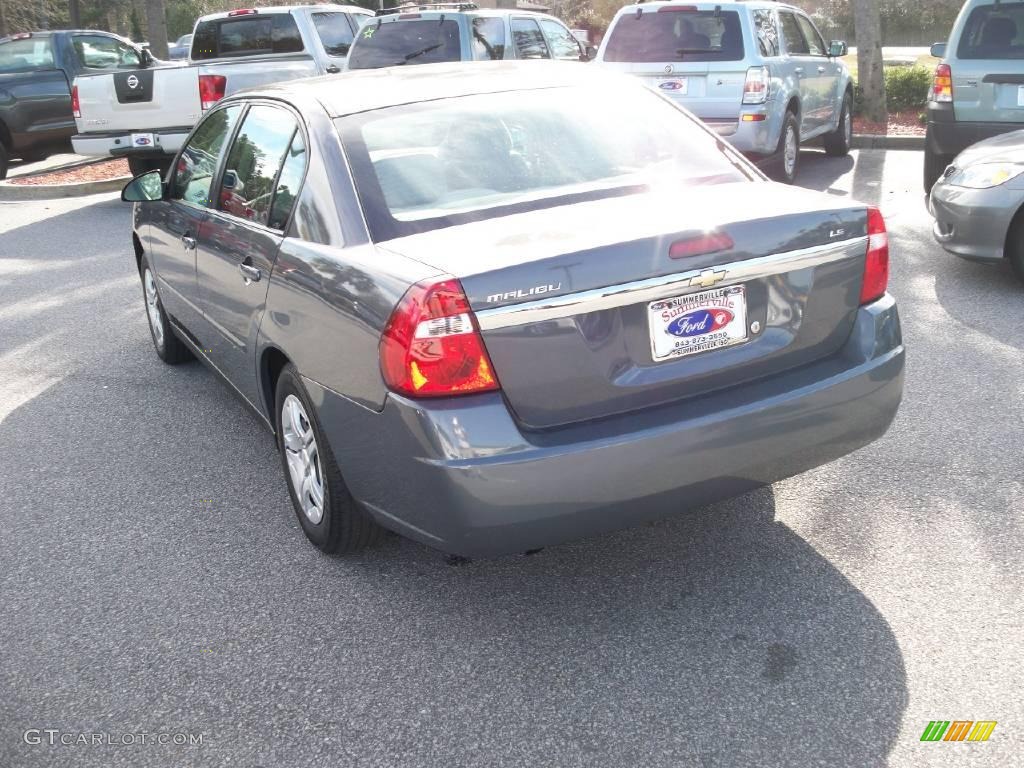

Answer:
[823,93,853,157]
[275,364,385,554]
[128,156,172,178]
[140,256,192,364]
[772,111,801,184]
[923,148,951,193]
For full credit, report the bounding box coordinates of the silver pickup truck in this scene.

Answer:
[72,4,371,175]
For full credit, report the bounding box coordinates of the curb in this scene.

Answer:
[6,155,110,180]
[852,134,925,150]
[0,175,130,201]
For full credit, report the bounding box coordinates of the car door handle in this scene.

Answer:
[325,64,340,74]
[239,263,262,283]
[182,235,196,250]
[794,67,804,76]
[817,66,826,73]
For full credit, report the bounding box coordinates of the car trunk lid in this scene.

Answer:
[379,184,871,429]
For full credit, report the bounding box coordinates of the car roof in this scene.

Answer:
[197,4,369,22]
[237,60,624,118]
[373,8,552,19]
[614,0,801,12]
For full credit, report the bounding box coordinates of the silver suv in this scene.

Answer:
[596,0,853,183]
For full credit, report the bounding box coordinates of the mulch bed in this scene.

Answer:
[853,110,926,137]
[7,159,131,186]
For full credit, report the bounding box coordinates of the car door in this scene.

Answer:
[0,35,74,141]
[539,18,583,61]
[794,12,839,133]
[510,17,551,59]
[778,10,821,136]
[197,103,304,404]
[148,104,243,332]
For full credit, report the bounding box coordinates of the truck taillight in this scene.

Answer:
[198,74,226,110]
[860,207,889,305]
[380,278,499,398]
[71,85,80,118]
[931,63,953,103]
[742,66,770,105]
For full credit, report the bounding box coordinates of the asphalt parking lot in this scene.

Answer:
[1,149,1021,767]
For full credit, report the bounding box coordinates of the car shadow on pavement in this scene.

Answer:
[932,252,1023,352]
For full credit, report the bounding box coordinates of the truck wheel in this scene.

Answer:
[823,93,853,157]
[924,149,951,193]
[128,157,155,178]
[0,142,9,180]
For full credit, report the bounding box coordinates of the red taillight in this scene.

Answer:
[227,8,258,16]
[71,84,80,118]
[380,278,499,398]
[860,207,889,305]
[198,74,226,110]
[932,63,953,103]
[669,231,734,260]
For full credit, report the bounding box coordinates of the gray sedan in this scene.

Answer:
[121,62,903,558]
[929,129,1024,282]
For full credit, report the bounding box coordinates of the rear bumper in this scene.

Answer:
[71,128,191,158]
[926,105,1024,158]
[308,296,904,558]
[928,177,1019,261]
[703,112,779,155]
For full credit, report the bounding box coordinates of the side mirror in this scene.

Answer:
[121,170,164,202]
[222,169,238,190]
[930,42,947,59]
[828,40,848,58]
[584,44,597,61]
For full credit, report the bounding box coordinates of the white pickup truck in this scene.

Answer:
[71,4,372,175]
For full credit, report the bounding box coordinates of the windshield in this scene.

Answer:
[339,84,754,241]
[347,19,461,69]
[0,37,55,72]
[604,9,744,63]
[957,4,1024,59]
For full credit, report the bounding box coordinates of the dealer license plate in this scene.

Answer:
[648,286,748,361]
[655,77,688,95]
[131,132,155,148]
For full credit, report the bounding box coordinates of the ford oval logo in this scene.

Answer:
[667,309,733,338]
[134,137,151,146]
[127,74,140,89]
[659,81,683,91]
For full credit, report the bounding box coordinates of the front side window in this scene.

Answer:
[795,15,826,56]
[0,37,55,72]
[957,5,1024,59]
[72,34,141,69]
[171,105,242,206]
[347,20,462,69]
[268,132,307,230]
[540,19,581,60]
[340,84,754,242]
[471,17,506,61]
[753,9,780,57]
[191,14,303,60]
[312,12,356,57]
[217,105,297,227]
[603,10,744,63]
[779,12,809,56]
[511,18,549,59]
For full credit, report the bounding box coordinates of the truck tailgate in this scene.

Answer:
[74,65,201,133]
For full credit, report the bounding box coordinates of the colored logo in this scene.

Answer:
[667,308,733,338]
[920,721,997,742]
[126,74,139,89]
[134,137,151,146]
[659,81,684,91]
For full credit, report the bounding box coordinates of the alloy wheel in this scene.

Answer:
[281,394,325,525]
[144,269,164,350]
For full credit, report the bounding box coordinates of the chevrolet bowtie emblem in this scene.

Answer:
[690,268,727,289]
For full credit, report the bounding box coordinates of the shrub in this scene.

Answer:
[852,65,933,116]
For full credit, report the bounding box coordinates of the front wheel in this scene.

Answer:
[823,94,853,157]
[275,364,385,554]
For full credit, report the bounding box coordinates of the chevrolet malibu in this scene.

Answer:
[122,62,904,558]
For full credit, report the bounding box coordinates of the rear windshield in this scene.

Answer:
[0,37,55,72]
[347,19,461,69]
[339,84,753,241]
[957,4,1024,59]
[604,9,744,63]
[191,13,304,60]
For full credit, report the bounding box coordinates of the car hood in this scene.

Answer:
[954,129,1024,167]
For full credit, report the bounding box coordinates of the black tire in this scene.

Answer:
[1007,213,1024,285]
[275,364,385,554]
[923,148,951,193]
[139,255,192,364]
[0,141,9,181]
[128,156,172,178]
[771,111,801,184]
[823,92,853,157]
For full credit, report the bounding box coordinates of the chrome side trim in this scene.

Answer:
[475,236,868,331]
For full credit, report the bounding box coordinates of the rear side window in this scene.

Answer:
[753,9,779,57]
[191,14,304,60]
[347,20,461,69]
[268,131,307,230]
[779,11,809,55]
[957,4,1024,59]
[511,18,550,59]
[218,105,298,227]
[471,17,506,60]
[603,9,744,63]
[0,38,55,72]
[313,12,356,56]
[540,19,581,60]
